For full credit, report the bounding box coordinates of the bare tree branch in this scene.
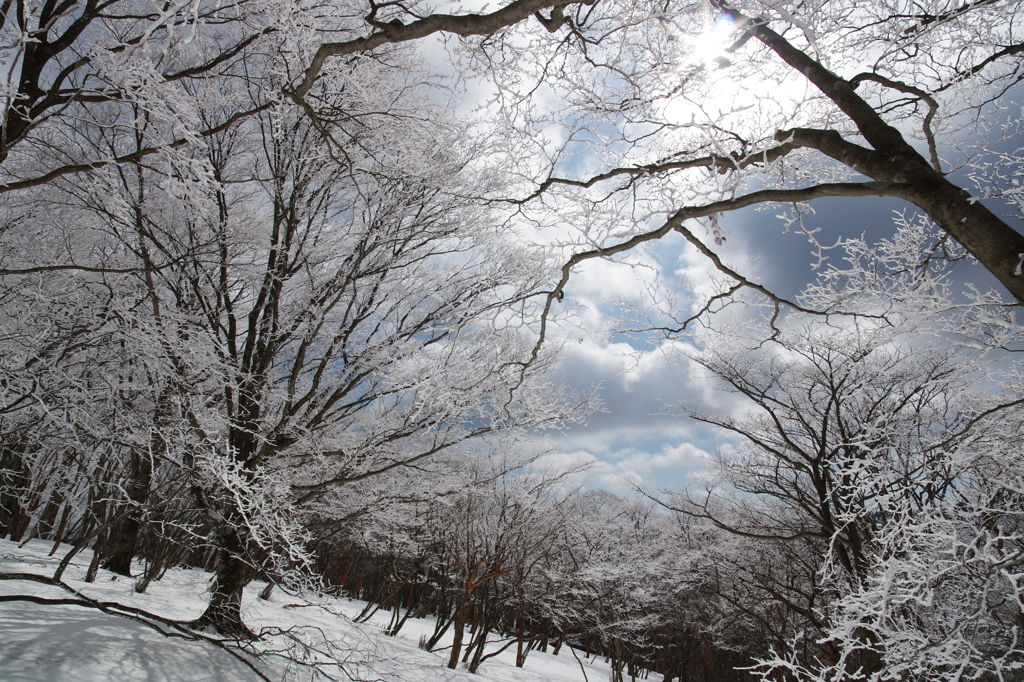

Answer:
[289,0,595,101]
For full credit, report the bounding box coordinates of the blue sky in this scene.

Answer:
[540,185,1022,493]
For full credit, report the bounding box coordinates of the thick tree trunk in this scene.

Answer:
[447,591,470,669]
[190,526,254,638]
[103,448,153,577]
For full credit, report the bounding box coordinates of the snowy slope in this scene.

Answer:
[1,539,650,681]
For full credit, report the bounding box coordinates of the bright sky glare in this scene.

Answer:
[686,16,737,69]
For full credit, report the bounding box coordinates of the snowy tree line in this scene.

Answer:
[1,0,1023,679]
[0,71,584,636]
[6,216,1024,680]
[4,223,1024,679]
[302,221,1024,682]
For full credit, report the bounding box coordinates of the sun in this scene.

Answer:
[686,15,738,69]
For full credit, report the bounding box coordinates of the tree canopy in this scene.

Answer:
[1,0,1023,678]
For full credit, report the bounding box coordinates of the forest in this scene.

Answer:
[0,0,1022,679]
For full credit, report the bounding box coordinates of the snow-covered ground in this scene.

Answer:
[1,538,651,681]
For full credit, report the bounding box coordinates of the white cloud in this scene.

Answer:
[570,255,661,305]
[534,449,599,473]
[542,434,716,495]
[617,441,711,472]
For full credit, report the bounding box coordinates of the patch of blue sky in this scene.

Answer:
[541,175,1020,493]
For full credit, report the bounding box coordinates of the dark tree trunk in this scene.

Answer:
[424,602,455,651]
[515,618,533,668]
[103,448,153,577]
[447,591,470,669]
[387,592,414,636]
[47,503,72,556]
[37,495,61,537]
[850,626,885,679]
[134,560,164,594]
[0,444,30,538]
[9,490,39,542]
[85,532,105,583]
[190,526,254,638]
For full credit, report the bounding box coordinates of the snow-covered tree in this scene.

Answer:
[3,0,1024,669]
[514,0,1024,315]
[659,221,1024,680]
[1,38,588,637]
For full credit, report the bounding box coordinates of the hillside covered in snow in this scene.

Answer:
[1,538,652,681]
